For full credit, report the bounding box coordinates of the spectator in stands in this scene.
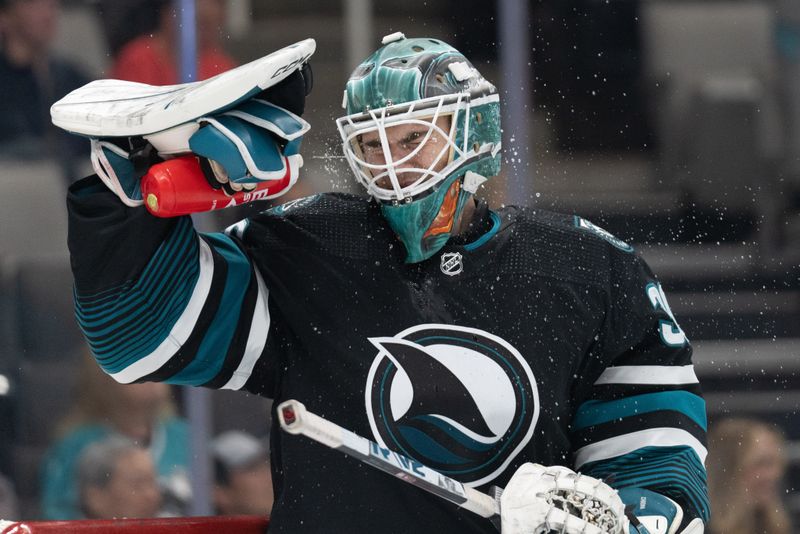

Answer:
[0,472,18,519]
[97,0,164,59]
[40,352,190,519]
[77,435,162,519]
[110,0,236,85]
[706,418,791,534]
[211,430,273,516]
[0,0,89,179]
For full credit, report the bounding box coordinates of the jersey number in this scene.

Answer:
[646,282,687,347]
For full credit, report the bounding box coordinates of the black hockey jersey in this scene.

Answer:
[68,176,708,532]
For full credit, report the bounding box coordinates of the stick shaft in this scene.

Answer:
[276,399,499,519]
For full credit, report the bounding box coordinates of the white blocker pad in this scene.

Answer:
[50,39,316,137]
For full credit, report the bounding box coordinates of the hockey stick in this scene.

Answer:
[277,400,632,534]
[276,399,500,520]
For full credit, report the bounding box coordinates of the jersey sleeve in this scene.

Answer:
[67,175,281,396]
[569,246,709,523]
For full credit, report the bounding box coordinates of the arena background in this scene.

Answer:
[0,0,798,525]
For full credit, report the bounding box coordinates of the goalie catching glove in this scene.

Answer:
[52,40,315,216]
[501,463,704,534]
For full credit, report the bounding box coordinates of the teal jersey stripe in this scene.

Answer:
[612,472,706,510]
[74,279,135,307]
[90,271,195,373]
[77,216,193,305]
[75,219,196,325]
[464,211,501,252]
[75,219,200,373]
[580,445,709,522]
[74,221,194,328]
[573,390,707,431]
[596,458,706,503]
[77,237,196,351]
[76,238,194,328]
[82,256,196,353]
[85,250,197,346]
[94,270,197,373]
[167,232,252,386]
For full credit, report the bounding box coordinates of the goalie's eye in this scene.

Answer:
[400,130,424,147]
[362,138,383,150]
[404,131,423,142]
[360,138,384,159]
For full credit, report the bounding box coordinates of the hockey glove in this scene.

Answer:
[54,39,316,213]
[499,464,705,534]
[620,488,705,534]
[185,96,308,192]
[90,136,160,206]
[89,94,309,209]
[500,463,628,534]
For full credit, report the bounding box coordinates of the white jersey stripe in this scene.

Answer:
[221,266,270,390]
[110,238,214,384]
[594,365,699,386]
[573,428,708,470]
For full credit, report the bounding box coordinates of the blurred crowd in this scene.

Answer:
[0,0,274,522]
[1,349,273,521]
[0,0,797,526]
[0,0,235,184]
[0,0,88,179]
[706,418,792,534]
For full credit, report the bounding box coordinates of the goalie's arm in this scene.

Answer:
[68,176,278,393]
[569,249,709,527]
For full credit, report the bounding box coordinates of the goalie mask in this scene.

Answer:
[336,33,501,263]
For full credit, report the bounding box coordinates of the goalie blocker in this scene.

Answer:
[51,40,314,216]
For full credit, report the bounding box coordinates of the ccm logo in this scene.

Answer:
[272,54,312,78]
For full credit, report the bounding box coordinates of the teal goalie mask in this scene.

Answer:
[336,33,502,263]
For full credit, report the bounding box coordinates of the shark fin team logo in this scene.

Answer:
[365,324,538,487]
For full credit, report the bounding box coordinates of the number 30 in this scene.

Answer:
[646,282,687,347]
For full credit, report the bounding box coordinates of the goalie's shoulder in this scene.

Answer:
[512,206,634,254]
[499,206,638,287]
[264,192,376,221]
[233,192,384,260]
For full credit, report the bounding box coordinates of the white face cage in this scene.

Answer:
[336,94,473,202]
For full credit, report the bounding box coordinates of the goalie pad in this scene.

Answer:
[50,39,316,137]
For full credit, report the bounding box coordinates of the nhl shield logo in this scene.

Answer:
[440,252,463,276]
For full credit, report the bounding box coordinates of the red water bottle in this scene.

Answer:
[141,155,295,217]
